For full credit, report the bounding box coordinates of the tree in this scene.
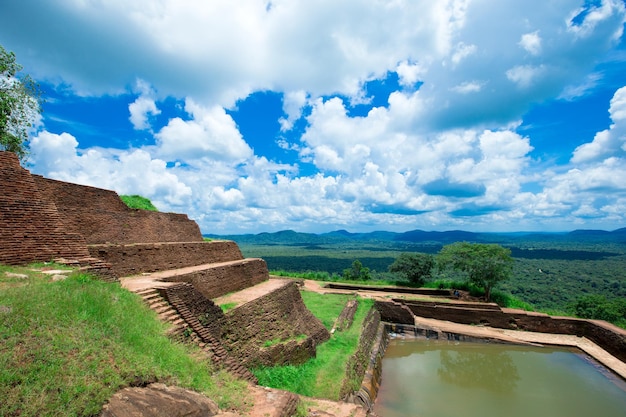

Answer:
[570,294,626,324]
[343,259,371,281]
[0,45,42,161]
[437,242,513,301]
[388,252,434,286]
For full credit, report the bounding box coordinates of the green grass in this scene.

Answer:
[219,302,238,313]
[0,265,249,417]
[252,292,374,400]
[119,195,158,211]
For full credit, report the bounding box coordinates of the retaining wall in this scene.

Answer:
[160,258,269,300]
[340,308,386,406]
[34,176,203,244]
[221,281,330,368]
[0,151,91,265]
[88,241,244,277]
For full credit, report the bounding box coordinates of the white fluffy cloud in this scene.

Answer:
[129,79,161,130]
[6,0,626,233]
[571,85,626,163]
[155,99,253,163]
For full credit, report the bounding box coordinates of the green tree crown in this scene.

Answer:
[437,242,513,300]
[388,252,434,286]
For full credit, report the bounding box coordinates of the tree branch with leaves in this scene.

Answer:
[0,45,42,162]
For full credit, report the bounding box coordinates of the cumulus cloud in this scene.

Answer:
[5,0,626,232]
[129,79,161,130]
[519,31,542,55]
[279,90,307,131]
[571,85,626,163]
[30,131,193,207]
[155,99,253,163]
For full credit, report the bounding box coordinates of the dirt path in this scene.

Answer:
[214,278,292,307]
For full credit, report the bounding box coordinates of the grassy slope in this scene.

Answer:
[0,265,248,417]
[253,291,374,400]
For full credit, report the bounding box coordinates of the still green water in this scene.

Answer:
[374,338,626,417]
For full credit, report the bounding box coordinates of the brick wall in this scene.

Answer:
[88,240,245,277]
[339,308,382,400]
[0,152,91,265]
[161,282,227,340]
[34,176,203,244]
[160,258,268,299]
[221,282,330,367]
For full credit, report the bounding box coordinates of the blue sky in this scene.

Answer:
[1,0,626,234]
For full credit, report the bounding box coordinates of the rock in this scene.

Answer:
[4,272,28,279]
[51,274,67,281]
[100,383,220,417]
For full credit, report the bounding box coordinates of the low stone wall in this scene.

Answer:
[0,151,91,265]
[374,301,414,325]
[34,176,203,244]
[161,258,269,300]
[376,300,626,364]
[88,241,244,277]
[326,282,451,296]
[341,308,387,409]
[221,282,330,368]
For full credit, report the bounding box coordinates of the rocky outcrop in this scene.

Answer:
[100,383,220,417]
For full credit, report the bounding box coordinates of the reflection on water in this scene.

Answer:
[438,348,519,393]
[374,338,626,417]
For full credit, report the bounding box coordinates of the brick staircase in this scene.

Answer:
[164,284,258,383]
[134,288,189,339]
[130,283,257,383]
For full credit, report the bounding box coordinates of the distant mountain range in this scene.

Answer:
[205,227,626,245]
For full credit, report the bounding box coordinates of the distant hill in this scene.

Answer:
[393,229,481,243]
[205,227,626,246]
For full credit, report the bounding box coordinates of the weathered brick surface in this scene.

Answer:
[161,282,226,340]
[88,241,244,277]
[0,152,91,265]
[374,301,414,325]
[221,282,330,368]
[34,176,202,244]
[160,258,268,299]
[340,308,382,400]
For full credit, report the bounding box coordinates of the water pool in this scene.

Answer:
[374,338,626,417]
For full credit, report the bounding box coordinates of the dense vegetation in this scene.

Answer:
[120,194,158,211]
[253,292,374,399]
[222,229,626,325]
[0,265,248,417]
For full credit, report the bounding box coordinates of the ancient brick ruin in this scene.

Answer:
[2,150,625,415]
[0,151,330,381]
